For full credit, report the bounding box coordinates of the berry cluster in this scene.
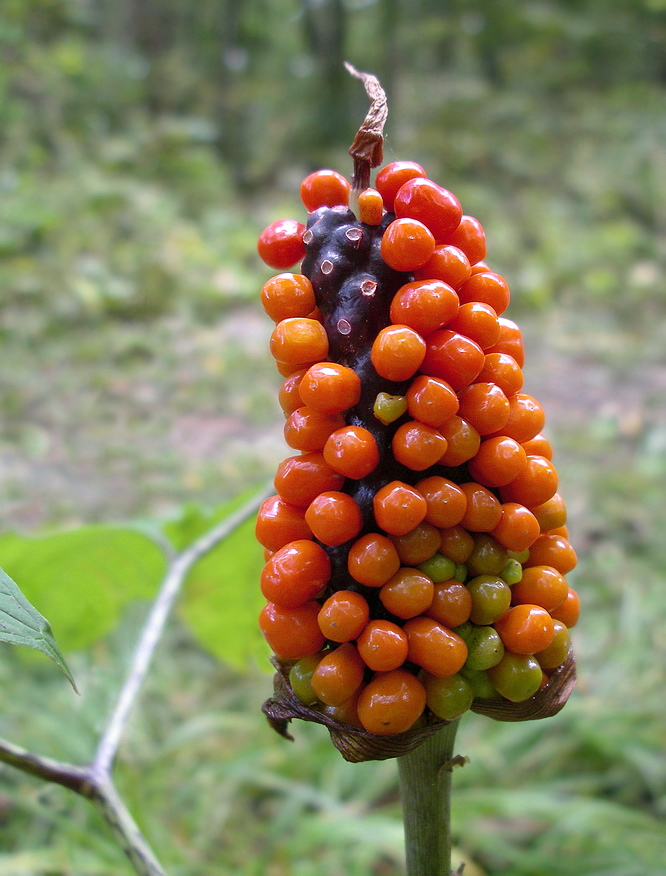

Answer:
[257,163,578,737]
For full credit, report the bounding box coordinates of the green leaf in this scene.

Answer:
[0,566,77,690]
[180,516,268,670]
[162,490,261,552]
[0,526,167,653]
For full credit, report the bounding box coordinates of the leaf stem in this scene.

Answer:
[93,483,272,777]
[397,719,464,876]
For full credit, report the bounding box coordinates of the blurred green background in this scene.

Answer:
[0,1,665,874]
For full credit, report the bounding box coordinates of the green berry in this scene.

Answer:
[466,574,511,625]
[418,552,457,583]
[454,563,467,582]
[487,652,543,702]
[500,557,523,585]
[464,624,505,670]
[422,671,475,720]
[289,654,322,705]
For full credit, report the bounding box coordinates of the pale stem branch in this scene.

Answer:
[0,482,272,876]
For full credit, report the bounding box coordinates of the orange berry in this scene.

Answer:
[311,643,365,705]
[486,317,525,368]
[491,502,541,552]
[511,565,568,612]
[284,406,345,451]
[391,420,448,471]
[415,476,468,528]
[305,491,363,546]
[494,393,545,443]
[300,169,350,211]
[524,533,577,574]
[371,324,427,382]
[260,539,331,606]
[258,219,306,269]
[457,271,511,315]
[255,495,312,551]
[394,177,462,240]
[535,619,572,669]
[440,214,486,264]
[530,492,567,532]
[380,567,435,619]
[357,188,384,224]
[494,604,556,655]
[425,580,473,627]
[457,382,511,436]
[381,217,436,271]
[392,522,442,565]
[348,532,402,587]
[448,302,500,350]
[318,591,370,643]
[413,244,472,289]
[476,352,524,397]
[389,279,459,336]
[259,600,325,659]
[437,416,481,466]
[270,317,329,365]
[549,587,580,628]
[521,433,553,460]
[404,616,468,677]
[373,481,428,536]
[459,482,503,532]
[468,435,528,488]
[421,329,485,391]
[261,273,316,322]
[405,375,459,428]
[323,425,380,479]
[500,455,559,508]
[278,369,308,416]
[357,669,427,735]
[298,362,361,414]
[357,619,409,671]
[439,525,475,563]
[274,452,345,507]
[375,160,427,211]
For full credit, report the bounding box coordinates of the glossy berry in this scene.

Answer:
[357,619,409,671]
[550,587,580,628]
[535,619,572,669]
[375,160,427,210]
[392,522,442,565]
[371,324,427,382]
[357,669,427,735]
[404,616,468,677]
[413,244,471,289]
[457,271,511,315]
[318,590,370,642]
[465,533,508,577]
[373,481,428,536]
[438,416,481,466]
[491,502,541,552]
[357,188,384,225]
[438,525,475,564]
[270,317,329,365]
[380,218,436,271]
[422,671,475,721]
[415,476,467,529]
[463,624,505,670]
[524,533,577,574]
[278,370,307,415]
[305,491,363,546]
[440,214,486,264]
[393,177,462,240]
[425,579,473,628]
[467,574,512,625]
[389,279,459,336]
[511,565,568,611]
[311,643,366,706]
[260,539,331,606]
[274,452,345,507]
[379,567,435,619]
[406,375,459,428]
[448,302,500,350]
[486,317,525,367]
[261,273,316,322]
[477,352,524,397]
[255,494,312,551]
[457,382,511,436]
[391,420,448,471]
[521,432,553,459]
[259,600,325,659]
[289,654,322,705]
[487,652,543,702]
[500,455,559,507]
[300,169,351,211]
[530,492,568,532]
[298,362,361,414]
[459,482,503,532]
[494,393,545,443]
[347,532,401,587]
[495,603,555,655]
[284,407,345,452]
[468,435,527,488]
[421,329,485,391]
[258,219,307,269]
[323,425,380,479]
[417,553,457,584]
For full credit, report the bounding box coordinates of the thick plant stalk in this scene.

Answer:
[397,719,463,876]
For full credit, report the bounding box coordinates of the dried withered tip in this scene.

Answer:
[262,653,576,763]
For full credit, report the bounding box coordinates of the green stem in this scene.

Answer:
[397,720,462,876]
